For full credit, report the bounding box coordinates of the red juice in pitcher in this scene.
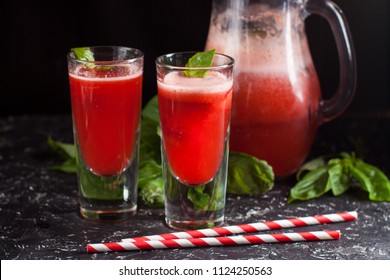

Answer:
[205,4,323,176]
[230,70,321,176]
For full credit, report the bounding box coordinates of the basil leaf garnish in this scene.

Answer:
[184,49,216,78]
[71,47,96,69]
[71,47,94,61]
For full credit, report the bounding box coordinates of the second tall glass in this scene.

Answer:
[156,52,234,230]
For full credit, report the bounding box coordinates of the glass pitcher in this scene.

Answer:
[205,0,356,176]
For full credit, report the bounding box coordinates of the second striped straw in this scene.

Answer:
[122,211,357,242]
[88,230,341,253]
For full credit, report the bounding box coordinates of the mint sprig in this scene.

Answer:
[71,47,94,61]
[289,152,390,202]
[184,49,216,78]
[71,47,95,69]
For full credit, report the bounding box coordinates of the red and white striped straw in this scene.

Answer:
[122,211,357,242]
[87,230,340,253]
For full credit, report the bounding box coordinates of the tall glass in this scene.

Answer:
[67,46,143,221]
[156,52,234,230]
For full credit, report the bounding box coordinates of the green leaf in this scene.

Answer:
[78,167,124,200]
[340,151,354,159]
[288,166,330,203]
[137,97,164,207]
[183,49,216,78]
[296,156,326,180]
[290,152,390,202]
[139,176,164,208]
[188,186,211,210]
[48,136,76,159]
[71,47,95,69]
[139,119,161,163]
[141,95,160,124]
[328,163,350,196]
[349,164,373,192]
[48,136,77,173]
[139,98,162,163]
[71,47,94,61]
[227,152,274,195]
[354,160,390,201]
[49,158,77,173]
[138,158,162,186]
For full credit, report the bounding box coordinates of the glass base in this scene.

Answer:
[76,138,139,222]
[80,204,137,222]
[165,215,224,231]
[162,141,228,230]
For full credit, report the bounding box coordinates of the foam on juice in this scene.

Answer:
[70,64,143,81]
[158,71,233,95]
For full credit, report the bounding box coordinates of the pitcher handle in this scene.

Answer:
[305,0,357,123]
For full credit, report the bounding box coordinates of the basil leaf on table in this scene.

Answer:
[227,152,274,195]
[48,136,75,159]
[288,166,330,203]
[296,156,326,180]
[354,160,390,201]
[49,158,77,174]
[289,152,390,202]
[47,136,77,173]
[326,161,350,196]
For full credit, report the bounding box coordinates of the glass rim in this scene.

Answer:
[155,51,235,71]
[67,46,144,65]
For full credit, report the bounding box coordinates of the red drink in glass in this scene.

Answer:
[156,52,234,230]
[158,71,232,185]
[67,46,143,221]
[69,69,142,175]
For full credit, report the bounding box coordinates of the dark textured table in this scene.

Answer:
[0,115,389,260]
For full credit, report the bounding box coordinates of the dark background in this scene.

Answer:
[1,0,389,117]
